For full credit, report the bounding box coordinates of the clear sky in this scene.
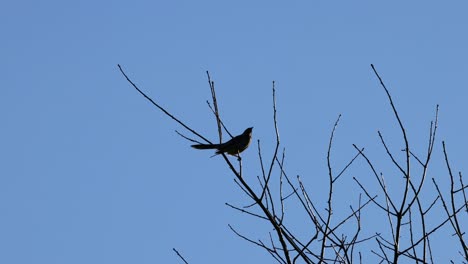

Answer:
[2,1,468,263]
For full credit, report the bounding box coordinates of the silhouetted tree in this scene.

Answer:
[119,64,467,263]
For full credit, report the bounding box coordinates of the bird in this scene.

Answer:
[191,127,253,156]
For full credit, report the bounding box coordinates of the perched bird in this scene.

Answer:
[191,127,253,156]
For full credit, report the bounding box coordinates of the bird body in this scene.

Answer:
[192,127,253,155]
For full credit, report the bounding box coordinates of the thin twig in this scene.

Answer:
[117,64,210,143]
[173,248,190,264]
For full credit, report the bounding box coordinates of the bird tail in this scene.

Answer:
[191,144,220,150]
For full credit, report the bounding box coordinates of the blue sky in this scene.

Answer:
[2,1,468,263]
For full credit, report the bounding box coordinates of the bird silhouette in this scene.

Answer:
[191,127,253,155]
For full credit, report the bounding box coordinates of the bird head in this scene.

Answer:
[244,127,253,135]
